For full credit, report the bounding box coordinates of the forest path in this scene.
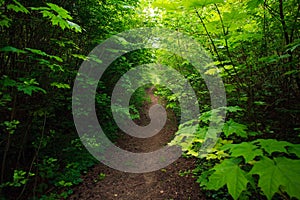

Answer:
[69,87,204,200]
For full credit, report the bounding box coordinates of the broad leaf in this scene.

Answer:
[222,142,264,163]
[33,3,80,32]
[206,158,249,200]
[253,139,293,155]
[250,157,300,199]
[223,119,248,138]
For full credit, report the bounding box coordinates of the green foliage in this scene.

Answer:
[153,0,300,199]
[1,0,299,199]
[0,170,34,188]
[250,157,300,199]
[171,105,300,199]
[1,76,46,96]
[25,47,63,62]
[205,158,249,200]
[97,173,106,181]
[31,3,82,32]
[50,82,70,89]
[7,0,29,14]
[183,0,225,8]
[17,78,47,96]
[197,130,300,199]
[222,142,264,163]
[288,144,300,157]
[0,46,27,54]
[223,119,248,138]
[2,120,20,135]
[0,0,141,199]
[0,14,12,28]
[253,139,292,155]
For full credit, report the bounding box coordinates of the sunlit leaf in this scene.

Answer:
[222,142,263,163]
[206,158,249,200]
[46,3,72,20]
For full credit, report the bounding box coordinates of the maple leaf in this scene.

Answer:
[222,142,264,163]
[206,158,249,200]
[223,119,248,138]
[253,139,293,155]
[250,156,300,199]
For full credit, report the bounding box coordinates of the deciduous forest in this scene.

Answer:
[0,0,300,199]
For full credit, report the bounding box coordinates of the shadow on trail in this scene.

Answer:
[69,87,204,200]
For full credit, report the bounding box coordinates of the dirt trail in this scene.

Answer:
[69,87,204,200]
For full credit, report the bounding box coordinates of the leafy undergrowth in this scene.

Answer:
[170,106,300,200]
[0,137,98,200]
[1,0,300,199]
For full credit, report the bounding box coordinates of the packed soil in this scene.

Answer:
[69,87,204,200]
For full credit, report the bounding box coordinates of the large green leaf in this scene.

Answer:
[223,119,248,138]
[206,158,249,200]
[253,139,293,155]
[222,142,264,163]
[250,157,300,199]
